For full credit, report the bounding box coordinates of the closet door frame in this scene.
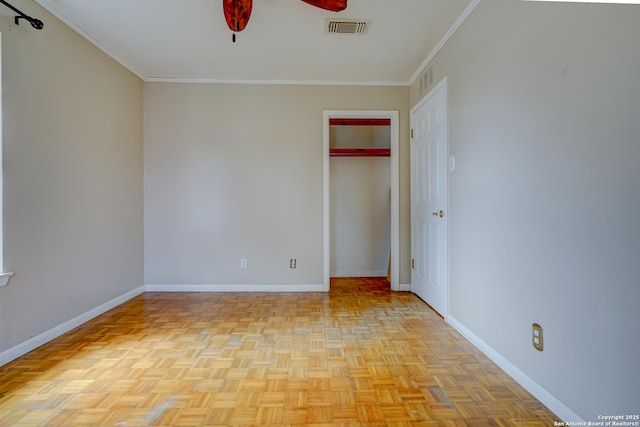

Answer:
[322,110,399,291]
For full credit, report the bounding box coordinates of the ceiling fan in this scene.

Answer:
[223,0,347,42]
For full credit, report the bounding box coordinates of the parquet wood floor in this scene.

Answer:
[0,278,560,426]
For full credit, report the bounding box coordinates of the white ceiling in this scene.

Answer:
[32,0,474,84]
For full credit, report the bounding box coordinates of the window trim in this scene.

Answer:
[0,33,15,288]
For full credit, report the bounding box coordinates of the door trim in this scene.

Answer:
[323,110,400,291]
[410,76,449,315]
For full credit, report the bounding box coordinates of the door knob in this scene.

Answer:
[432,210,444,218]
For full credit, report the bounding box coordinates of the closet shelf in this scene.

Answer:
[329,118,391,126]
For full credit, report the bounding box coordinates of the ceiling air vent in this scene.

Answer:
[326,18,370,34]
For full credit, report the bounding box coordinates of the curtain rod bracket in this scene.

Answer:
[1,0,44,30]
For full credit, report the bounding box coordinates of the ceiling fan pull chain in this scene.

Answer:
[223,0,252,41]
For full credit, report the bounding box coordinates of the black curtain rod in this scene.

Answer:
[0,0,43,29]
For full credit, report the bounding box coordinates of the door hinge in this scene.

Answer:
[410,128,414,139]
[411,258,415,269]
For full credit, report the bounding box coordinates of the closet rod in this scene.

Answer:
[330,148,390,157]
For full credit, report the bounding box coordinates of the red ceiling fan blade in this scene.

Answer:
[301,0,347,12]
[223,0,253,32]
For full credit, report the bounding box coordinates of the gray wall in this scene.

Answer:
[144,83,410,286]
[410,0,640,419]
[0,1,143,354]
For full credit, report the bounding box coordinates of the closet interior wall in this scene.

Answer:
[330,123,391,278]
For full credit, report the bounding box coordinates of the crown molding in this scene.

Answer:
[144,77,409,86]
[409,0,481,85]
[32,0,146,80]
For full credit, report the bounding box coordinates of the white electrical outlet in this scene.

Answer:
[290,259,296,269]
[240,259,248,270]
[532,323,543,351]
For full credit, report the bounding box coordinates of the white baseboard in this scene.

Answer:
[145,283,325,292]
[330,271,387,278]
[0,286,145,367]
[446,315,584,423]
[397,283,412,291]
[146,283,411,293]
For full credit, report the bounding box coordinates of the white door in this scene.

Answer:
[410,80,448,317]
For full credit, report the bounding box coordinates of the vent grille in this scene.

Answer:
[420,67,434,93]
[326,18,370,34]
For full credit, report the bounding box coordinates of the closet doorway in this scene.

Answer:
[322,110,399,291]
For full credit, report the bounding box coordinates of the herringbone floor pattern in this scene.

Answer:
[0,278,560,426]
